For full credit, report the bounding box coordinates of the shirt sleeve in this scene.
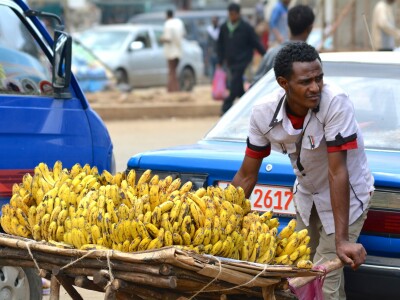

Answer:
[246,107,271,159]
[324,93,359,152]
[269,7,282,29]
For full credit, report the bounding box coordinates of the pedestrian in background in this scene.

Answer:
[217,2,266,115]
[269,0,291,47]
[206,16,220,80]
[253,4,315,84]
[371,0,400,51]
[232,41,373,300]
[160,10,186,92]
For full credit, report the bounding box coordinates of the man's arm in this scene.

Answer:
[232,155,263,198]
[328,150,367,270]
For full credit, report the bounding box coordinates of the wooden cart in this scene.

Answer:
[0,233,335,300]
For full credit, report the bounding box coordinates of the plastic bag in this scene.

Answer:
[212,67,228,101]
[289,265,326,300]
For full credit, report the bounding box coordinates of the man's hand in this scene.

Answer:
[336,240,367,270]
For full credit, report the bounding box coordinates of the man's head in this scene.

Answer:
[211,16,219,27]
[288,5,315,37]
[281,0,291,7]
[274,42,323,116]
[228,3,241,23]
[386,0,396,4]
[166,9,174,19]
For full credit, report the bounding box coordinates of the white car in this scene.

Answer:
[75,24,204,91]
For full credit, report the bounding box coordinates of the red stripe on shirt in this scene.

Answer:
[327,139,358,153]
[245,146,271,159]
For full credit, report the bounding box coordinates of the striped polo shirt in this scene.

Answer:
[246,82,374,234]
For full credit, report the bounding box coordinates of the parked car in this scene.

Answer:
[74,24,204,91]
[0,1,114,298]
[129,9,254,76]
[72,40,115,93]
[126,51,400,300]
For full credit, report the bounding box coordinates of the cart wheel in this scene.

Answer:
[0,266,42,300]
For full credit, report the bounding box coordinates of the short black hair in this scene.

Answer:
[288,5,315,36]
[274,42,321,79]
[228,3,241,13]
[166,9,173,18]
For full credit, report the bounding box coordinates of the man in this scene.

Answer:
[232,42,374,300]
[268,0,291,47]
[217,3,266,115]
[371,0,400,51]
[206,16,220,80]
[160,10,185,92]
[253,4,314,84]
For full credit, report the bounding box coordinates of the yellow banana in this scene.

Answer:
[179,181,192,195]
[192,227,205,246]
[126,169,136,188]
[296,259,313,269]
[181,231,191,245]
[281,237,301,256]
[274,254,291,265]
[195,187,206,198]
[164,230,173,246]
[145,223,159,238]
[129,237,142,252]
[137,169,152,187]
[166,178,181,194]
[137,237,152,251]
[149,184,160,211]
[172,232,183,245]
[211,240,223,255]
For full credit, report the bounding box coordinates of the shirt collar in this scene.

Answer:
[269,94,320,128]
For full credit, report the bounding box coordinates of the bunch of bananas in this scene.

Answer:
[0,162,313,269]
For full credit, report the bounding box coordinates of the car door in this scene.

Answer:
[126,28,166,87]
[0,4,93,208]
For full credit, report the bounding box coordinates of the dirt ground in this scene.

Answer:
[85,84,215,106]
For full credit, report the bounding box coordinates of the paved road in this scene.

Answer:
[43,116,219,299]
[107,117,219,173]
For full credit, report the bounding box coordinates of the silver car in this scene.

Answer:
[75,24,204,91]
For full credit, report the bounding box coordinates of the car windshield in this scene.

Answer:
[77,30,129,51]
[205,61,400,151]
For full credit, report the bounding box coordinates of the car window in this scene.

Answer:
[206,61,400,151]
[0,5,52,96]
[135,30,151,48]
[78,30,129,51]
[154,29,164,47]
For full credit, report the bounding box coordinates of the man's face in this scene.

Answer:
[278,59,323,116]
[282,0,291,7]
[229,10,240,23]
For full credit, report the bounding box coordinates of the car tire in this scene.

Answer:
[179,67,195,92]
[0,266,42,300]
[115,68,128,85]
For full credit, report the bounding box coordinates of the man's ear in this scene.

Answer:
[277,76,288,91]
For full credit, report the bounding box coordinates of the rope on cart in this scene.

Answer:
[26,241,41,273]
[193,258,269,295]
[105,250,115,287]
[59,250,95,270]
[188,256,223,300]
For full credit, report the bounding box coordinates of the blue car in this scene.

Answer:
[127,51,400,299]
[0,1,114,298]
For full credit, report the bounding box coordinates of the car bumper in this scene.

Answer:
[344,255,400,299]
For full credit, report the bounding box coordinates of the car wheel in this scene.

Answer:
[115,68,128,85]
[179,67,195,91]
[0,267,42,299]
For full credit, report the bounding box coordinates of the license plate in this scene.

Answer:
[218,182,296,216]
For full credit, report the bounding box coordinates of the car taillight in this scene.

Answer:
[362,190,400,235]
[0,169,32,198]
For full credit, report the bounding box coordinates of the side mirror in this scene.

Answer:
[129,41,144,51]
[52,29,72,98]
